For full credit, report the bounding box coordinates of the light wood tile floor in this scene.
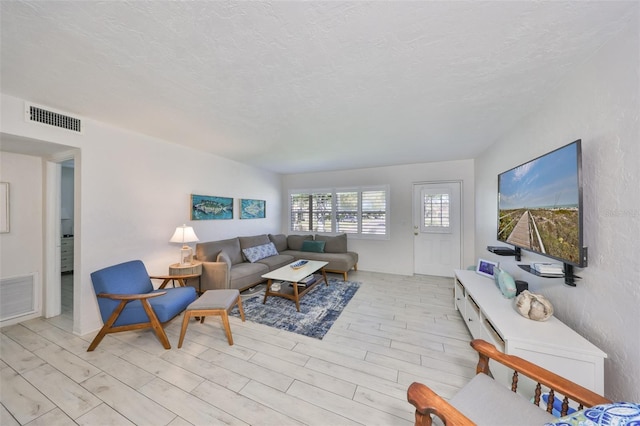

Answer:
[0,271,475,425]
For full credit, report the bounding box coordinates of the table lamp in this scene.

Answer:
[169,224,199,265]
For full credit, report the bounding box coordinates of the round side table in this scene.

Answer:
[168,261,203,293]
[169,261,202,276]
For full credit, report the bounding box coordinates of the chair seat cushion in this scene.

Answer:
[187,289,239,311]
[113,286,197,326]
[450,373,556,426]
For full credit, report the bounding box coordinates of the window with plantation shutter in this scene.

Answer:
[311,192,332,232]
[290,193,310,232]
[290,192,333,232]
[289,186,389,239]
[336,191,358,233]
[361,190,387,235]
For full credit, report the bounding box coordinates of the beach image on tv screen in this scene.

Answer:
[498,143,580,264]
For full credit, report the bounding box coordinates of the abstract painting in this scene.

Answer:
[240,199,266,219]
[191,194,233,220]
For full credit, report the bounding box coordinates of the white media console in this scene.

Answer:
[454,269,606,394]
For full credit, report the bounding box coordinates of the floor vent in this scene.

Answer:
[25,103,82,133]
[0,274,37,322]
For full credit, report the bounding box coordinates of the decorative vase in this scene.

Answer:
[515,290,554,321]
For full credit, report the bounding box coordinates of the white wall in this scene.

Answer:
[0,152,44,324]
[475,9,639,402]
[1,93,283,336]
[282,160,475,276]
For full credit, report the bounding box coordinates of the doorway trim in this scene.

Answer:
[412,180,464,276]
[44,150,78,330]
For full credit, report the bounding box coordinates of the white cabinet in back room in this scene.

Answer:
[61,236,74,273]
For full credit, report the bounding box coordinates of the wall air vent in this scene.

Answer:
[25,103,82,133]
[0,274,37,322]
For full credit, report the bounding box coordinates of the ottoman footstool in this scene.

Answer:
[178,289,245,347]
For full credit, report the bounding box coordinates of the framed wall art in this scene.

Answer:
[190,194,233,220]
[0,182,8,233]
[240,198,266,219]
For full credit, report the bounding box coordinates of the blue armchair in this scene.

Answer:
[88,260,197,351]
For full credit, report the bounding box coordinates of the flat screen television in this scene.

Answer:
[497,140,587,284]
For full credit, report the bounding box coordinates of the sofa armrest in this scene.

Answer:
[200,261,230,291]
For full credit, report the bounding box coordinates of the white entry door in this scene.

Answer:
[413,181,462,277]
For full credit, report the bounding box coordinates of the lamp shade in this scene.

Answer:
[169,225,199,245]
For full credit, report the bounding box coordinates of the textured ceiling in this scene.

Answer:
[0,1,635,173]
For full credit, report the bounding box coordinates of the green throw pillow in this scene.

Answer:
[301,240,325,253]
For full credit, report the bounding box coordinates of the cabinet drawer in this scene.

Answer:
[482,318,505,351]
[454,280,465,312]
[464,295,481,337]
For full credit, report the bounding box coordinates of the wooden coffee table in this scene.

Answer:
[262,260,328,311]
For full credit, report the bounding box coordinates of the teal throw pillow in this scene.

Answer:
[301,240,325,253]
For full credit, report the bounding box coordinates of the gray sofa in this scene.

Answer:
[194,233,358,292]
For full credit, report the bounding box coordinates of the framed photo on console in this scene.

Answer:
[476,258,499,279]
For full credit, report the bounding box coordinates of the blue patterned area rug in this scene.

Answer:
[229,278,360,340]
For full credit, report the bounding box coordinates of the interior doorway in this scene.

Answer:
[413,181,462,277]
[60,161,74,326]
[44,152,77,333]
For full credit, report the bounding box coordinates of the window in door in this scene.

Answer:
[422,190,451,233]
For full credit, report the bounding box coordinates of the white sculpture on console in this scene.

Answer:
[515,290,554,321]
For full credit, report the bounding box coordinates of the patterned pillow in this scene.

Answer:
[242,242,278,263]
[544,402,640,426]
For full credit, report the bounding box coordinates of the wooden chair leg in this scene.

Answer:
[87,300,128,351]
[236,295,245,322]
[178,311,192,348]
[220,311,233,345]
[87,325,110,352]
[141,299,171,349]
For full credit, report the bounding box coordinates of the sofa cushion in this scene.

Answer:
[239,234,270,249]
[315,233,348,253]
[196,238,243,265]
[269,234,288,252]
[301,240,325,253]
[242,242,278,263]
[281,250,358,273]
[287,234,313,250]
[229,262,269,290]
[256,254,295,270]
